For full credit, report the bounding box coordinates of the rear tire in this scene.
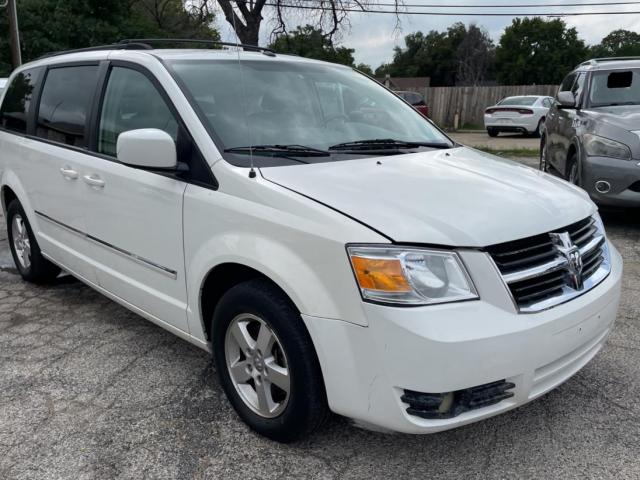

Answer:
[532,118,545,138]
[212,278,329,442]
[6,200,60,283]
[487,128,499,137]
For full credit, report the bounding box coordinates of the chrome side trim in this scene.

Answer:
[35,210,178,279]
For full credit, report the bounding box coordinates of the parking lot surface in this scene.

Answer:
[1,171,639,479]
[450,131,540,151]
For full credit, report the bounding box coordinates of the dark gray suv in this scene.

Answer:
[541,57,640,207]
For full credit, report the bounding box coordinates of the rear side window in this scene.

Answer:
[0,69,39,134]
[36,65,99,147]
[98,67,179,157]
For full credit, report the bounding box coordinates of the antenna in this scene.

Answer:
[230,11,256,179]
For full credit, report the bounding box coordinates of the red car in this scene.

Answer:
[395,90,429,117]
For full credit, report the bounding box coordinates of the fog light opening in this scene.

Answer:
[595,180,611,194]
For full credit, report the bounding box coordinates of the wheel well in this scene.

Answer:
[1,186,17,214]
[200,263,296,343]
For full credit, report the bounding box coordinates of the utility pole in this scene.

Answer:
[7,0,22,69]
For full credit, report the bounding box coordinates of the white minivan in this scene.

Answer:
[0,41,622,442]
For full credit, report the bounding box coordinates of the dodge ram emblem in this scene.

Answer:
[550,232,584,290]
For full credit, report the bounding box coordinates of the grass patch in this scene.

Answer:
[475,146,539,158]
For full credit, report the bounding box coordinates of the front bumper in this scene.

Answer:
[582,155,640,207]
[484,115,538,133]
[303,243,622,434]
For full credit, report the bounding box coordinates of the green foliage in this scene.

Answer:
[495,18,588,85]
[590,29,640,57]
[374,23,493,86]
[269,25,366,69]
[355,63,374,76]
[0,0,219,75]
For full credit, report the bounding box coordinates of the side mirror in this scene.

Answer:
[117,128,177,169]
[557,91,576,109]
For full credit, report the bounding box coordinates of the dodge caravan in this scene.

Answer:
[0,41,622,442]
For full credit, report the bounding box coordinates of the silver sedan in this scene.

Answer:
[484,95,554,138]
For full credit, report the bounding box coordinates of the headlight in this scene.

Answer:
[347,245,478,306]
[584,134,631,160]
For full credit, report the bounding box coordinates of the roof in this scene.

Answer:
[375,76,431,90]
[576,57,640,71]
[16,47,342,75]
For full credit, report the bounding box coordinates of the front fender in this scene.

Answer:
[185,230,370,343]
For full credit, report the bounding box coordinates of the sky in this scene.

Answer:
[216,1,640,69]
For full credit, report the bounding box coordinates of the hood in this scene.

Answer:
[261,147,595,247]
[584,105,640,131]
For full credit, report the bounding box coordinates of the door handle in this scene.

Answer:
[59,166,79,180]
[83,174,105,189]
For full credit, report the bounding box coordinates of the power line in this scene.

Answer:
[285,0,640,7]
[262,2,640,15]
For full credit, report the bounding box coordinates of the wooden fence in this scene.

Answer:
[404,84,559,128]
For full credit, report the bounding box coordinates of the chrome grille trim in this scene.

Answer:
[487,215,611,313]
[502,234,604,284]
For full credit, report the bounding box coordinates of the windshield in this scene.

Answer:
[168,59,452,167]
[589,69,640,107]
[497,96,537,106]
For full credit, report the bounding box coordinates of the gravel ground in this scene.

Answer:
[1,179,639,479]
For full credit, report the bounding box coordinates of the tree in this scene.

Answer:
[211,0,402,46]
[455,24,495,86]
[355,63,374,75]
[495,18,588,85]
[269,25,356,66]
[0,0,219,76]
[591,29,640,57]
[374,23,494,86]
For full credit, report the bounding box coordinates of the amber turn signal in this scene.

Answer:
[351,256,411,292]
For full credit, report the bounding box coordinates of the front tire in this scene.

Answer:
[566,152,580,186]
[212,278,328,442]
[6,200,60,283]
[539,135,549,172]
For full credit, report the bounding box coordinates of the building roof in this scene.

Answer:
[375,76,431,90]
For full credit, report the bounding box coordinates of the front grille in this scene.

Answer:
[487,216,611,313]
[401,380,515,420]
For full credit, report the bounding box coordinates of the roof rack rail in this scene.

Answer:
[579,56,640,66]
[118,38,276,55]
[37,42,153,60]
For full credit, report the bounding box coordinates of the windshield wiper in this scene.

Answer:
[224,144,330,157]
[328,138,453,151]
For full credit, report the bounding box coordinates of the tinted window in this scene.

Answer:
[560,73,576,92]
[36,66,99,147]
[98,67,178,156]
[589,68,640,107]
[542,97,552,108]
[0,69,39,134]
[572,72,586,100]
[497,96,537,106]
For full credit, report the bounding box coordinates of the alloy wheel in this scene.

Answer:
[11,214,31,270]
[225,313,290,418]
